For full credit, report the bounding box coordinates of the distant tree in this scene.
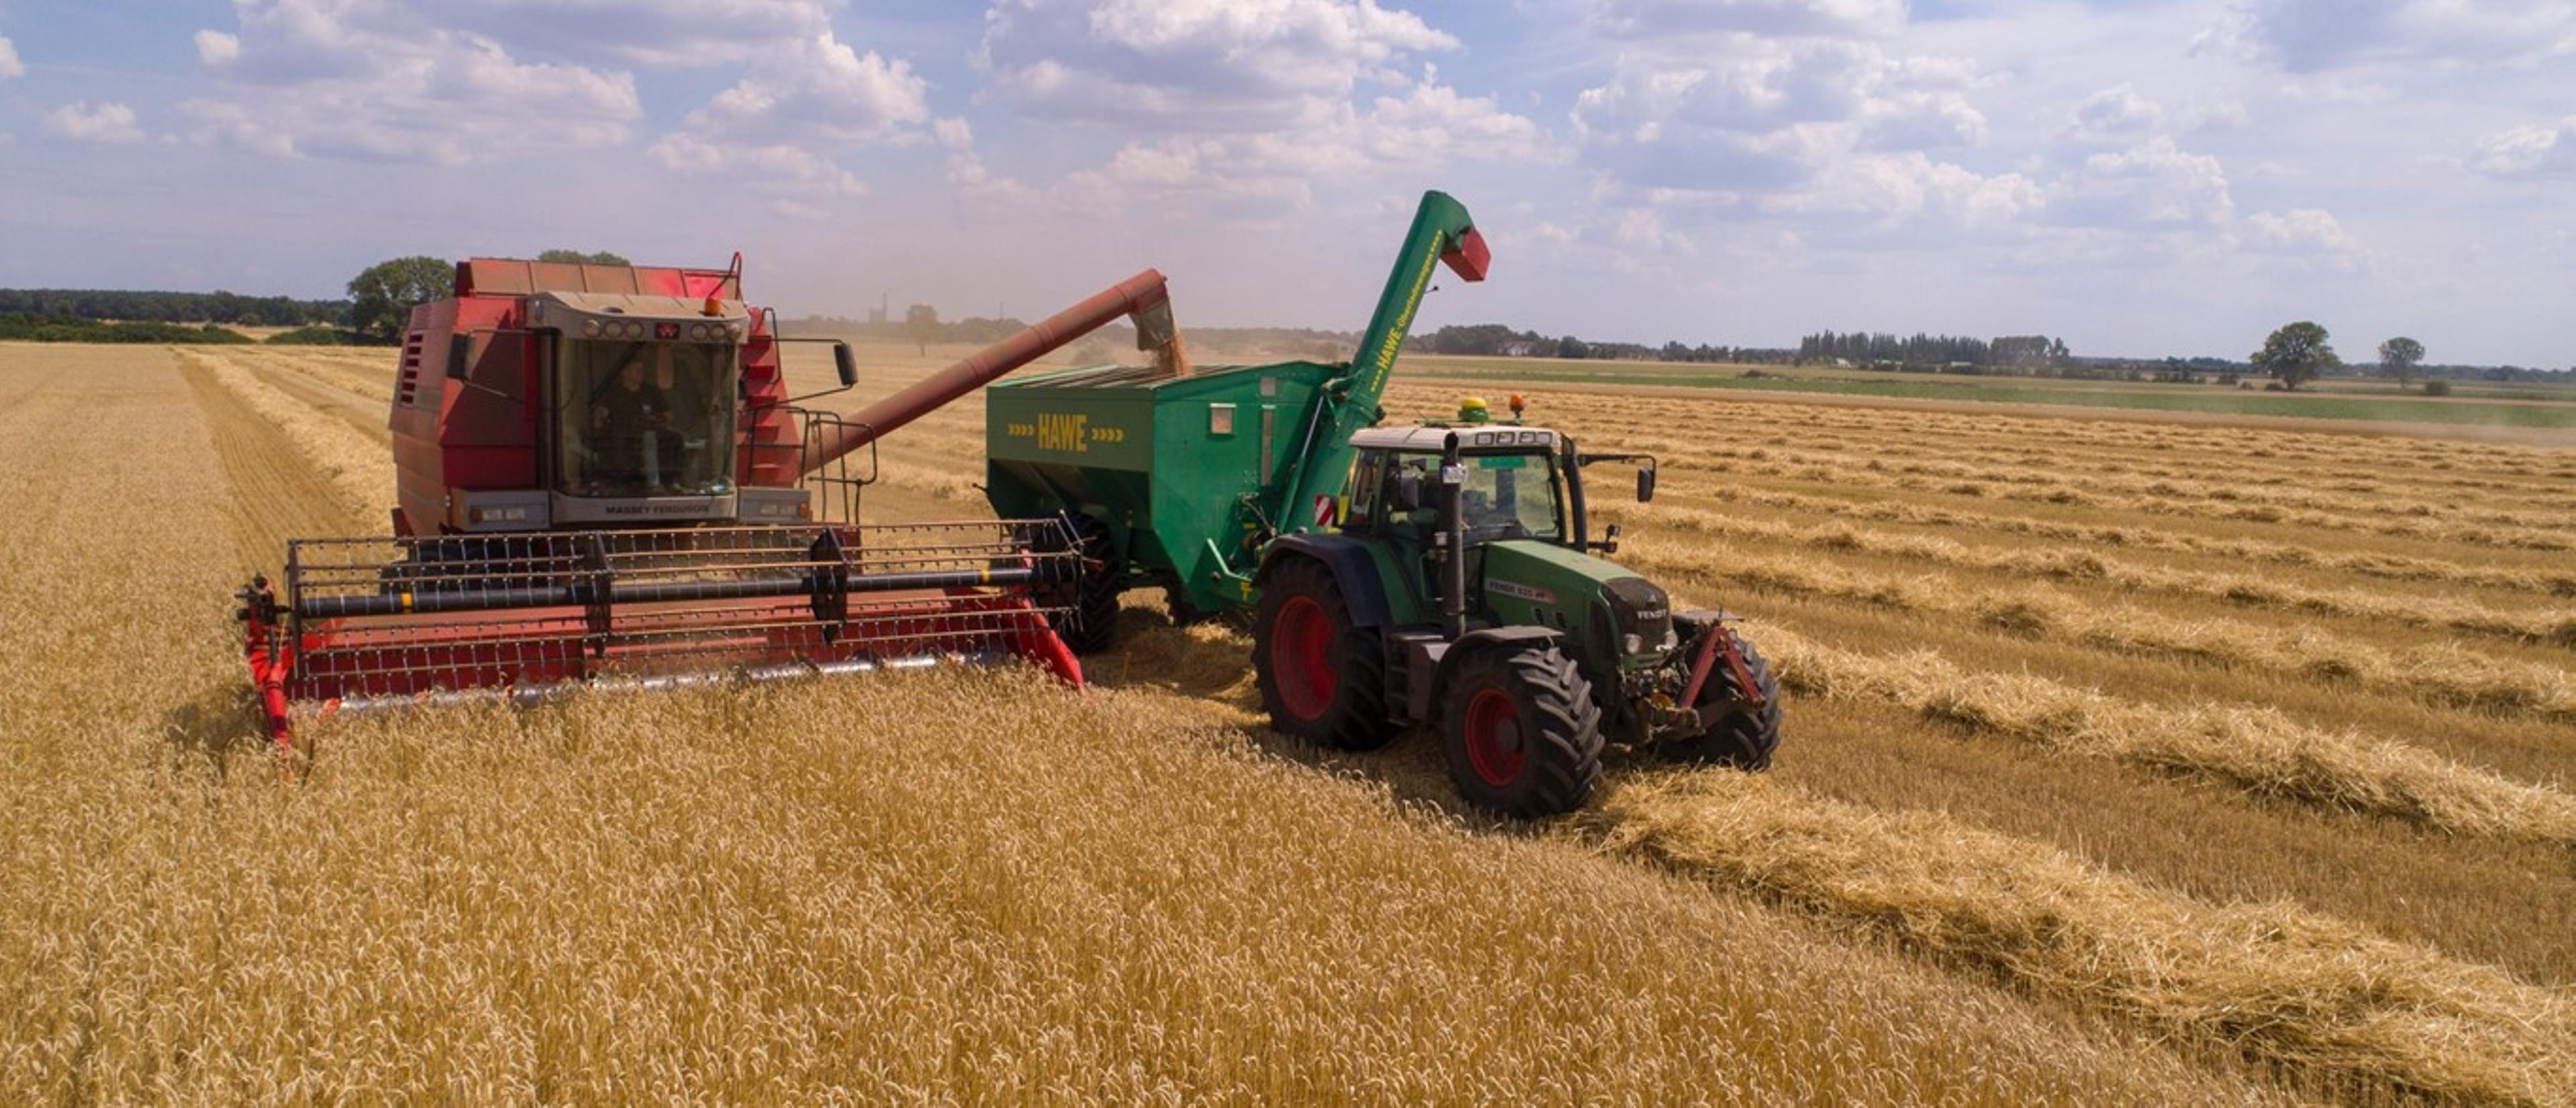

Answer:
[904,303,941,356]
[2249,321,2339,391]
[1555,334,1589,360]
[537,249,632,266]
[2377,336,2425,389]
[347,257,455,342]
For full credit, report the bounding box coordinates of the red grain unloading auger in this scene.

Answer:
[237,256,1177,750]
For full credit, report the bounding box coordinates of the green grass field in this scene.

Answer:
[1408,356,2576,430]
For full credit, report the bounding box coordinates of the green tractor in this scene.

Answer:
[1251,403,1780,816]
[984,190,1780,816]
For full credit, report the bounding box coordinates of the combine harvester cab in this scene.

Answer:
[238,256,1183,750]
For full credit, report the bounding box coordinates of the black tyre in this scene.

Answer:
[1037,513,1124,654]
[1440,644,1604,817]
[1252,556,1396,751]
[1664,627,1783,770]
[1166,587,1253,632]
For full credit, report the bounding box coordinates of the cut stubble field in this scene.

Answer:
[3,340,2571,1105]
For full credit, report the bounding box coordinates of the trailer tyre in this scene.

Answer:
[1167,588,1253,632]
[1253,557,1395,751]
[1665,628,1782,770]
[1040,513,1123,654]
[1440,644,1603,817]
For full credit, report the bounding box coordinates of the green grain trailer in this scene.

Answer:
[985,191,1488,646]
[985,191,1782,816]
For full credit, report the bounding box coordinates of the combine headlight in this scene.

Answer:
[582,319,602,338]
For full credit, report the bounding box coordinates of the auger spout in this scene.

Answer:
[802,269,1177,474]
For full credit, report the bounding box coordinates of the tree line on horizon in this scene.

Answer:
[5,264,2563,385]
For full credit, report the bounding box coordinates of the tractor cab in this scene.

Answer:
[1341,395,1655,560]
[1345,425,1569,548]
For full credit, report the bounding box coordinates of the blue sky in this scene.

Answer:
[0,0,2568,364]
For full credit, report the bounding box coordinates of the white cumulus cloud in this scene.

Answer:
[2198,0,2576,72]
[2242,207,2359,255]
[0,36,23,79]
[1570,44,1988,199]
[2066,85,2163,140]
[674,31,928,145]
[1589,0,1905,40]
[2049,136,2235,228]
[183,0,640,163]
[433,0,839,67]
[2469,117,2576,179]
[44,102,146,144]
[1043,72,1550,217]
[643,30,929,210]
[976,0,1457,129]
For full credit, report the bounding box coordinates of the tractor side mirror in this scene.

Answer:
[1637,466,1657,503]
[1600,523,1622,554]
[1395,470,1424,511]
[832,342,858,388]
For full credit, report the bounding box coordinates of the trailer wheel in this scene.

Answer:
[1039,513,1123,654]
[1440,644,1603,817]
[1166,588,1252,632]
[1665,628,1782,770]
[1252,557,1394,750]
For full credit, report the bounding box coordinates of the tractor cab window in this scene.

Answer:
[1459,451,1564,544]
[1344,452,1384,530]
[1375,454,1443,534]
[555,338,739,497]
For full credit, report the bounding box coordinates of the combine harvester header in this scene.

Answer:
[239,255,1181,750]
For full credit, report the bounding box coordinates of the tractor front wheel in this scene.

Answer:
[1252,557,1394,751]
[1440,644,1603,817]
[1664,627,1782,770]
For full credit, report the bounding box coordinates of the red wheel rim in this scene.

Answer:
[1462,689,1523,787]
[1271,595,1338,721]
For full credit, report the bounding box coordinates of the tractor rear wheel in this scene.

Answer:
[1440,644,1603,817]
[1665,627,1782,770]
[1252,557,1395,751]
[1038,512,1123,654]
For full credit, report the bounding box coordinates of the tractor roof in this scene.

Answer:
[1351,425,1561,453]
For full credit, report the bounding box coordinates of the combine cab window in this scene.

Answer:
[1460,452,1564,544]
[556,339,739,497]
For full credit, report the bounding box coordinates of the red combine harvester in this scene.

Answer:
[237,256,1177,750]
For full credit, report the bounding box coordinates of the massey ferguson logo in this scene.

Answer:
[1489,578,1556,604]
[604,501,713,516]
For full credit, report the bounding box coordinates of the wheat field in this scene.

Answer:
[2,340,2570,1105]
